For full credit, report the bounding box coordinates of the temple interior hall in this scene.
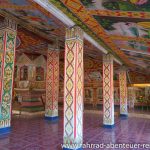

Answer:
[0,0,150,150]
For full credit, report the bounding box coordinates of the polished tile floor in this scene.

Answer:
[0,111,149,150]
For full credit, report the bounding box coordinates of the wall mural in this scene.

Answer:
[94,16,150,39]
[15,53,47,89]
[88,71,102,81]
[36,67,44,81]
[84,88,93,101]
[97,88,103,100]
[81,0,150,12]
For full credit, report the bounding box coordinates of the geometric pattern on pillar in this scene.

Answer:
[103,54,114,127]
[119,68,128,116]
[63,26,84,149]
[0,18,17,129]
[45,47,59,119]
[128,87,135,108]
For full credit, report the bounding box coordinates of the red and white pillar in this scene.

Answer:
[63,26,84,150]
[119,67,128,117]
[128,87,136,109]
[45,45,59,121]
[103,54,114,128]
[0,18,17,134]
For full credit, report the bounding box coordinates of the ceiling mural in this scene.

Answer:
[0,0,29,6]
[81,0,150,12]
[124,51,150,74]
[113,40,150,55]
[0,0,66,39]
[94,16,150,39]
[124,51,150,62]
[48,0,150,77]
[88,72,102,81]
[4,9,60,35]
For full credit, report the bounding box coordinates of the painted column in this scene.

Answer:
[119,67,128,117]
[128,87,136,109]
[0,18,17,134]
[63,26,84,150]
[45,45,59,121]
[93,87,97,108]
[103,54,114,128]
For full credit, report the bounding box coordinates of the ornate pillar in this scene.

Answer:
[103,54,114,128]
[93,87,97,108]
[45,44,59,121]
[119,67,128,117]
[63,26,84,150]
[128,87,136,109]
[0,18,17,134]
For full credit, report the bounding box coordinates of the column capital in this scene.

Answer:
[103,53,113,63]
[0,18,17,31]
[119,66,128,72]
[66,26,83,40]
[48,38,59,51]
[48,44,59,51]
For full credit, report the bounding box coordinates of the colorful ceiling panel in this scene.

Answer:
[124,51,150,73]
[113,39,150,54]
[94,16,150,39]
[0,0,66,39]
[81,0,150,12]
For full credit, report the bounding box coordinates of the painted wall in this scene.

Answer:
[14,52,150,105]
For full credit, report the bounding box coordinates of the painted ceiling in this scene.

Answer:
[0,0,149,80]
[48,0,150,75]
[0,0,66,41]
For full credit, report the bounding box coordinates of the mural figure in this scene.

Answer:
[103,0,150,11]
[81,0,150,12]
[94,16,150,39]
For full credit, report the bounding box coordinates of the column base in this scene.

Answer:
[120,114,128,119]
[0,127,11,135]
[45,116,59,122]
[103,124,115,129]
[63,147,82,150]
